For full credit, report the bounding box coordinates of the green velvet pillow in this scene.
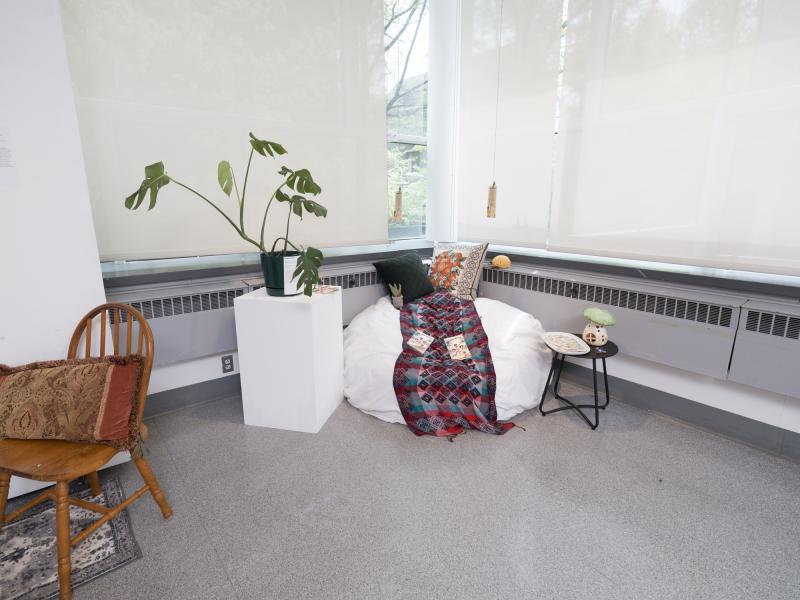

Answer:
[373,252,434,304]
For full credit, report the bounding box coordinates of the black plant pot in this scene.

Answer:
[260,251,301,297]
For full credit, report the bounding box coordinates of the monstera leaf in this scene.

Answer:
[279,166,321,195]
[276,191,327,220]
[301,198,327,218]
[292,196,327,219]
[217,160,234,196]
[249,132,286,157]
[292,246,324,296]
[125,161,170,210]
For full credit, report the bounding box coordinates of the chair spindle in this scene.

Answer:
[99,311,107,357]
[113,309,120,354]
[126,311,133,355]
[84,318,92,358]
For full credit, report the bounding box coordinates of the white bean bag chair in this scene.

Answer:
[344,296,552,424]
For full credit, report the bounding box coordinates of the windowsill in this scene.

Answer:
[101,238,433,289]
[100,238,799,298]
[488,244,800,298]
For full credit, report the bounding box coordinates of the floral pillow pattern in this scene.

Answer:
[430,242,489,300]
[429,249,464,292]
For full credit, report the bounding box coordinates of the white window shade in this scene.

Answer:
[60,0,388,261]
[456,0,563,247]
[551,0,800,276]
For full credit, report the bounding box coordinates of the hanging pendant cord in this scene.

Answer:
[491,0,504,181]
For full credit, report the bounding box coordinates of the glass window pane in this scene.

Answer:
[385,0,428,240]
[385,0,429,138]
[388,142,427,239]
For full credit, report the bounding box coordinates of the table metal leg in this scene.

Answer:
[552,353,566,398]
[538,353,559,415]
[539,352,612,430]
[592,358,599,429]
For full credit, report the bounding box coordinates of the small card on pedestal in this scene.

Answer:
[313,284,339,294]
[282,255,301,295]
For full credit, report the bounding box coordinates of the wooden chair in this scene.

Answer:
[0,303,172,600]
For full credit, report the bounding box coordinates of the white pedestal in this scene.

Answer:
[234,287,343,433]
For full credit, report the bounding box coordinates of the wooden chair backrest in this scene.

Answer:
[67,303,154,427]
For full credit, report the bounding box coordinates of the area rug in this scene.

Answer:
[0,476,141,600]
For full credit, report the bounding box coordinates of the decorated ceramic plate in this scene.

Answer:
[543,332,590,355]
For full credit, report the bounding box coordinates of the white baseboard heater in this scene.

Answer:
[106,260,799,401]
[480,265,799,399]
[105,263,386,368]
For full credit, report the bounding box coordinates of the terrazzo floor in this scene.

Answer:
[8,378,800,599]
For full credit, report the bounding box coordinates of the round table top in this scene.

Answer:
[567,335,618,359]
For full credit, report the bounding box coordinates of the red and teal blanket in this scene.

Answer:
[393,291,514,437]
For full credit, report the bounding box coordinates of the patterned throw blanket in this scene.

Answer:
[393,291,514,437]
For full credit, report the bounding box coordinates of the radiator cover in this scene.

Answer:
[106,263,386,367]
[106,260,800,401]
[728,299,800,398]
[479,265,742,380]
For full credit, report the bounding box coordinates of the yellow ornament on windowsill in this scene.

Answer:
[491,255,511,269]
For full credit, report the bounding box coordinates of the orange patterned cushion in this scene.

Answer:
[429,249,464,292]
[430,242,489,299]
[0,356,144,451]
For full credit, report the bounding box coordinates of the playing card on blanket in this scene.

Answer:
[444,334,471,360]
[408,330,435,354]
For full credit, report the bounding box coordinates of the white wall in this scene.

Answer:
[149,351,239,395]
[0,0,114,497]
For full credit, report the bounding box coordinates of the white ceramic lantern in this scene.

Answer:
[582,321,608,346]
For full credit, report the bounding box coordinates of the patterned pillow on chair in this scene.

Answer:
[430,242,489,300]
[0,356,144,450]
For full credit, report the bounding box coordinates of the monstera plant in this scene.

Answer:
[124,133,326,296]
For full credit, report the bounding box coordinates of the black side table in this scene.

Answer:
[538,337,618,430]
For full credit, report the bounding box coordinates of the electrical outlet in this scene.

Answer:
[221,354,234,373]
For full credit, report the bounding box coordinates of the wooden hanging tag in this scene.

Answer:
[392,187,403,222]
[487,182,497,218]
